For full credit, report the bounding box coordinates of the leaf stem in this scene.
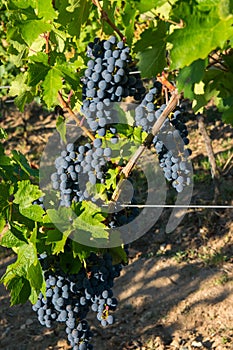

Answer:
[92,0,125,40]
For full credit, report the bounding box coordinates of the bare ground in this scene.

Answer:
[0,100,232,350]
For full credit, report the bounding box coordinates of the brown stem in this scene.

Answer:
[57,91,95,141]
[108,90,180,210]
[92,0,125,40]
[43,32,51,64]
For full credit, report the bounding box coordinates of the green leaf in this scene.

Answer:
[46,206,74,232]
[105,168,118,190]
[11,150,39,178]
[27,261,45,304]
[14,90,34,111]
[9,73,28,97]
[110,246,128,265]
[135,0,168,13]
[37,0,58,20]
[56,64,80,90]
[0,216,6,233]
[27,62,50,86]
[11,0,36,9]
[73,201,109,243]
[42,68,63,108]
[169,5,233,69]
[20,20,51,46]
[1,229,26,248]
[6,222,29,245]
[8,276,31,305]
[0,155,12,165]
[135,23,167,77]
[45,227,63,243]
[177,59,206,99]
[14,180,44,208]
[67,0,91,37]
[20,205,45,222]
[56,115,67,143]
[1,242,38,304]
[72,241,97,261]
[122,3,137,46]
[51,229,70,254]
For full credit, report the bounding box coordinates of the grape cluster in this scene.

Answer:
[152,107,192,192]
[81,36,145,139]
[51,141,110,206]
[135,81,163,132]
[33,252,123,349]
[134,82,192,192]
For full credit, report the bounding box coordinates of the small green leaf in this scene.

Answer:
[42,68,63,108]
[14,90,34,111]
[11,0,36,9]
[1,242,38,304]
[110,246,128,265]
[72,241,97,261]
[56,115,67,143]
[27,261,45,304]
[14,180,44,208]
[105,168,118,190]
[177,59,206,99]
[51,229,71,254]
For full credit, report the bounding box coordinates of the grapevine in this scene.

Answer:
[0,0,232,349]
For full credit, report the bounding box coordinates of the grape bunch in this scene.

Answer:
[33,251,123,349]
[81,36,145,138]
[134,81,192,192]
[51,141,111,206]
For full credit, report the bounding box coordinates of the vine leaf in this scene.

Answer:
[20,205,45,222]
[135,24,167,78]
[66,0,91,37]
[177,59,206,99]
[11,151,39,178]
[10,0,36,9]
[169,5,233,69]
[37,0,58,20]
[20,20,51,46]
[135,0,168,13]
[28,63,50,87]
[14,180,44,208]
[0,242,42,305]
[73,202,109,242]
[42,68,63,108]
[56,115,67,144]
